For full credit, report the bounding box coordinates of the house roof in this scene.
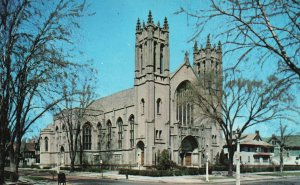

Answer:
[264,135,300,147]
[24,143,36,152]
[240,133,273,147]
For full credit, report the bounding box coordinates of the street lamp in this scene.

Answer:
[205,144,209,182]
[100,159,103,178]
[235,127,240,185]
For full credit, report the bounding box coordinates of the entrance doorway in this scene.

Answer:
[60,146,65,166]
[180,136,198,166]
[136,141,145,166]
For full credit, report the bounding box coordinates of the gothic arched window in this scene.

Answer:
[129,115,135,148]
[83,123,92,150]
[97,122,102,150]
[107,120,112,149]
[117,118,123,149]
[141,98,145,114]
[160,44,164,74]
[156,98,161,114]
[45,137,49,152]
[176,81,194,126]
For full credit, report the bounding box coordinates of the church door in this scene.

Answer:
[141,151,144,165]
[185,153,192,166]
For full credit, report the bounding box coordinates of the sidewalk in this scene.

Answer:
[16,169,300,185]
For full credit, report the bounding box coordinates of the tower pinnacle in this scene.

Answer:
[136,18,141,32]
[163,17,169,30]
[147,10,153,24]
[194,41,198,53]
[206,34,211,49]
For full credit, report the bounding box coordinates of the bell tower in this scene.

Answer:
[134,11,170,166]
[134,11,170,84]
[193,35,222,91]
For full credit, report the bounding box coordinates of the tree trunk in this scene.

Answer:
[280,147,284,173]
[228,148,234,176]
[9,145,19,182]
[0,151,5,185]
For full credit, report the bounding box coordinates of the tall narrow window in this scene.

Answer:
[97,123,102,150]
[141,98,145,114]
[176,81,193,125]
[107,120,112,149]
[117,118,123,149]
[129,115,134,148]
[156,98,161,114]
[83,123,92,150]
[140,45,143,73]
[153,42,156,72]
[160,45,164,74]
[45,137,49,152]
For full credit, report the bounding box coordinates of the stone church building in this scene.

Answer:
[40,11,223,168]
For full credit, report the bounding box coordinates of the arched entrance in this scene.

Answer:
[180,136,198,166]
[136,141,144,166]
[60,146,65,166]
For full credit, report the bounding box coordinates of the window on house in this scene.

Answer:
[129,115,134,148]
[117,118,123,149]
[83,123,92,150]
[45,137,49,152]
[156,98,161,114]
[107,120,112,149]
[153,42,156,72]
[248,156,250,163]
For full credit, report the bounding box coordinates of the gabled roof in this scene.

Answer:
[170,52,197,80]
[240,133,272,147]
[264,135,300,147]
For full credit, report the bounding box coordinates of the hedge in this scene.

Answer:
[119,167,212,177]
[211,165,300,173]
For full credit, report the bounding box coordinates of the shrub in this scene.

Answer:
[156,149,177,170]
[119,167,211,176]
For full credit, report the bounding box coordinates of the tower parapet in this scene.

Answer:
[193,35,222,89]
[134,11,170,86]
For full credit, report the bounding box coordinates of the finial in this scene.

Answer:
[136,18,141,32]
[217,41,222,52]
[157,21,160,27]
[147,10,153,24]
[206,34,211,49]
[194,41,198,52]
[163,17,169,30]
[184,51,190,65]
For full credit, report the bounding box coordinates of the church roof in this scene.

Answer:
[89,88,134,113]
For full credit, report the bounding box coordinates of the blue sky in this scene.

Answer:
[28,0,299,139]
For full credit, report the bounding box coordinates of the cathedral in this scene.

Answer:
[40,11,223,168]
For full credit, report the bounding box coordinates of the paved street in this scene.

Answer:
[17,169,300,185]
[68,177,300,185]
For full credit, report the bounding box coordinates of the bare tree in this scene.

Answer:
[0,0,90,183]
[56,75,99,172]
[183,71,293,176]
[277,122,293,173]
[176,0,300,81]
